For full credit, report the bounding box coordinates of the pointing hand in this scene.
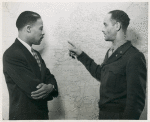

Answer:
[68,41,82,58]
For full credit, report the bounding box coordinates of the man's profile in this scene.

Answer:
[68,10,147,120]
[3,11,58,120]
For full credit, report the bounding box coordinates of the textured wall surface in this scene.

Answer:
[2,2,148,120]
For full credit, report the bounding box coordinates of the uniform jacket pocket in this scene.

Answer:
[105,66,126,93]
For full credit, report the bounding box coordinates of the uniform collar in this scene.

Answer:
[102,41,132,66]
[115,41,132,55]
[109,40,129,52]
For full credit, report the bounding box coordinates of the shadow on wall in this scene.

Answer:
[126,27,141,47]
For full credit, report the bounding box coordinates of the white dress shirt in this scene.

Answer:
[17,37,33,55]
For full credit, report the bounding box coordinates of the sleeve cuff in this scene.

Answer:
[52,85,56,91]
[77,51,92,64]
[77,52,84,59]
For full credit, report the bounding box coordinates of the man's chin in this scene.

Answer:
[104,37,108,41]
[104,38,109,41]
[104,39,112,41]
[34,42,41,45]
[37,39,43,45]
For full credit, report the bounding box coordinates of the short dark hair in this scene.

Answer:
[109,10,130,31]
[16,11,41,30]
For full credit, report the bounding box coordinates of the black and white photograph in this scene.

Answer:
[1,1,148,120]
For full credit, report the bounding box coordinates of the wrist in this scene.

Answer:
[77,51,85,60]
[77,51,82,57]
[47,84,53,90]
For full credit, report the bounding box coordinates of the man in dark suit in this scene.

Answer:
[3,11,58,120]
[68,10,147,119]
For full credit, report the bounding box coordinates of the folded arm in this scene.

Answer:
[31,51,58,100]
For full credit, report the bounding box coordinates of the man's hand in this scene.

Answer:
[68,41,82,58]
[31,83,53,100]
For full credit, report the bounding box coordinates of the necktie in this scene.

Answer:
[31,48,41,71]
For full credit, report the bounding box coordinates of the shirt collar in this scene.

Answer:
[17,37,32,54]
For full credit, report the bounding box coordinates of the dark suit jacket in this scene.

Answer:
[77,41,147,119]
[3,39,58,120]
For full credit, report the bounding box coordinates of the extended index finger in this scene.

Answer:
[68,41,75,48]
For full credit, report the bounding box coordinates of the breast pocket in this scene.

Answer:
[106,67,126,93]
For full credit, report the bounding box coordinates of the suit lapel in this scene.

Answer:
[101,41,132,67]
[15,39,41,79]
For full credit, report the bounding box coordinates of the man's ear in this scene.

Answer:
[115,22,121,31]
[26,25,31,33]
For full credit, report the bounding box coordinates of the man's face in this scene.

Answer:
[102,14,117,41]
[30,18,44,45]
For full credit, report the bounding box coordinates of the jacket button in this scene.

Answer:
[120,51,122,54]
[116,54,118,57]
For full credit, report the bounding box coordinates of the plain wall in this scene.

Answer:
[2,2,148,120]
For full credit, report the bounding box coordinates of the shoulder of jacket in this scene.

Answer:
[128,47,145,62]
[127,45,143,55]
[3,45,23,60]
